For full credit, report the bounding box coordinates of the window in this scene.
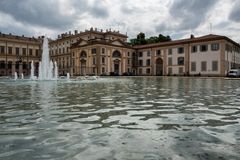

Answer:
[191,62,196,72]
[156,50,161,56]
[59,48,61,54]
[22,48,26,55]
[93,57,96,65]
[102,57,105,64]
[63,48,65,54]
[127,52,130,57]
[168,57,172,65]
[29,49,33,56]
[102,48,105,54]
[212,61,218,71]
[128,59,130,65]
[201,61,207,71]
[102,67,105,73]
[113,50,121,57]
[16,47,19,55]
[80,51,87,57]
[147,51,151,57]
[139,52,143,57]
[8,47,12,54]
[0,61,5,69]
[168,48,172,55]
[0,46,5,54]
[191,46,197,53]
[211,43,219,51]
[200,45,208,52]
[138,60,143,66]
[146,59,151,66]
[146,68,151,74]
[72,52,75,57]
[178,47,184,54]
[92,48,97,54]
[36,49,39,56]
[178,57,184,65]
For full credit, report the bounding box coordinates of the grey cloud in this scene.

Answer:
[89,0,109,18]
[170,0,217,30]
[120,4,137,14]
[0,0,108,30]
[0,0,84,29]
[0,24,35,37]
[156,0,217,32]
[229,1,240,22]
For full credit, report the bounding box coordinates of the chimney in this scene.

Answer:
[74,30,78,35]
[190,34,195,39]
[69,31,71,35]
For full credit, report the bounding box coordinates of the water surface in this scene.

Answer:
[0,77,240,160]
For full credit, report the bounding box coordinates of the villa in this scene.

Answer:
[0,28,240,77]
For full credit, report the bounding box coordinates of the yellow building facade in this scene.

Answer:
[0,33,42,77]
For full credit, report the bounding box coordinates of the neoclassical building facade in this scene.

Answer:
[1,28,240,77]
[0,33,42,76]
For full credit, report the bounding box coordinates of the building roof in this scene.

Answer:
[0,32,42,43]
[49,28,128,44]
[133,34,240,50]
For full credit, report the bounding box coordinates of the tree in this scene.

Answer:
[129,33,171,45]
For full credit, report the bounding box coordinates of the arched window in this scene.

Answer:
[80,51,87,58]
[112,50,121,58]
[178,57,184,65]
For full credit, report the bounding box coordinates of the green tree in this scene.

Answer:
[129,33,171,45]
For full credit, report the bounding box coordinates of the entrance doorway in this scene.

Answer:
[114,59,120,75]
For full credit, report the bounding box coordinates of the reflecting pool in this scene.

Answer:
[0,77,240,160]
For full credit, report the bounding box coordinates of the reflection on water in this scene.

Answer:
[0,77,240,160]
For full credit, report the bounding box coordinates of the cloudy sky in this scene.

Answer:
[0,0,240,42]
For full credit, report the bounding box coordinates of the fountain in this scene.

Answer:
[67,73,70,80]
[21,73,24,80]
[30,61,37,80]
[29,36,58,80]
[14,72,18,80]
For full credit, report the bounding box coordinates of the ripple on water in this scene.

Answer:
[0,77,240,159]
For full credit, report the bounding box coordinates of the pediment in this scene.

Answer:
[78,40,88,46]
[111,40,124,46]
